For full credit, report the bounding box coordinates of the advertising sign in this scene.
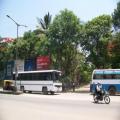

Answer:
[5,61,14,80]
[24,58,36,71]
[36,56,50,70]
[14,60,24,72]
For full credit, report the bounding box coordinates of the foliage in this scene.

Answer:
[48,9,84,83]
[110,32,120,68]
[81,15,112,68]
[17,31,49,59]
[110,2,120,68]
[112,1,120,30]
[36,12,52,34]
[0,41,14,70]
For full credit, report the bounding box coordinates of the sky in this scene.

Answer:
[0,0,119,38]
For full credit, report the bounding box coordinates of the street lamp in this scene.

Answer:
[6,15,27,91]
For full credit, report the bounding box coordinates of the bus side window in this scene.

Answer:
[46,73,51,80]
[93,74,103,79]
[104,74,113,79]
[114,74,120,79]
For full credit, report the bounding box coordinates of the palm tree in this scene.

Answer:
[36,12,52,34]
[35,12,52,65]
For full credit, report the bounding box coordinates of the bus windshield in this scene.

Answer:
[54,72,61,81]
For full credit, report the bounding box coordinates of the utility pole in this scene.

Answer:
[6,15,27,91]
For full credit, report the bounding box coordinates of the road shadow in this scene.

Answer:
[92,101,109,104]
[110,94,120,96]
[26,92,60,96]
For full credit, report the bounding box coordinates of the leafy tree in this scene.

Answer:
[81,15,112,68]
[110,32,120,68]
[48,9,83,83]
[0,40,14,70]
[0,44,6,70]
[111,2,120,68]
[112,1,120,30]
[16,31,49,59]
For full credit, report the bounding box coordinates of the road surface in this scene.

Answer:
[0,93,120,120]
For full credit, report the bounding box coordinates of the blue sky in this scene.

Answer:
[0,0,118,38]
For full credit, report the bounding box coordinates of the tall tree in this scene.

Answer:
[15,31,49,59]
[81,15,112,68]
[48,9,83,83]
[36,12,52,34]
[110,32,120,68]
[112,1,120,30]
[111,2,120,68]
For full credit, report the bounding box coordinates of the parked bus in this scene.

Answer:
[90,69,120,95]
[12,70,62,94]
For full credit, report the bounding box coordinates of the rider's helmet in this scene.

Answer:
[97,82,102,86]
[96,82,102,91]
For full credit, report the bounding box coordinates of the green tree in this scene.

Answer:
[111,2,120,68]
[48,9,83,83]
[35,12,52,57]
[112,1,120,30]
[81,15,112,68]
[0,39,14,70]
[110,32,120,68]
[36,12,52,34]
[16,31,49,59]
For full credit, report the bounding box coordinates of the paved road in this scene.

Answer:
[0,93,120,120]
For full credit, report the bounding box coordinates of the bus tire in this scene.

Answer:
[50,91,54,95]
[108,86,116,95]
[12,86,17,92]
[28,91,32,93]
[20,86,25,93]
[42,87,48,95]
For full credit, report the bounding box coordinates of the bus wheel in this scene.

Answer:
[12,86,17,92]
[42,87,48,95]
[50,91,54,95]
[28,91,32,93]
[108,86,116,95]
[20,86,25,93]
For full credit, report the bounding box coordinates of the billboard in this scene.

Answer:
[36,56,51,70]
[24,58,36,71]
[5,61,14,80]
[13,60,24,72]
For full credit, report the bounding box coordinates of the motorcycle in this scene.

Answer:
[93,90,110,104]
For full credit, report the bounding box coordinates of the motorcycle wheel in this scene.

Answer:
[104,96,110,104]
[93,95,98,103]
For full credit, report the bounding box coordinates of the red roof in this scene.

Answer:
[0,38,14,43]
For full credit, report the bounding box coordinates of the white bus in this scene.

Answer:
[90,69,120,95]
[13,70,62,94]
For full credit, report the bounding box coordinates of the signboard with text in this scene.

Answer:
[36,56,51,70]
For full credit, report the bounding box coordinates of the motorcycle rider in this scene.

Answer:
[93,82,110,104]
[95,82,103,98]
